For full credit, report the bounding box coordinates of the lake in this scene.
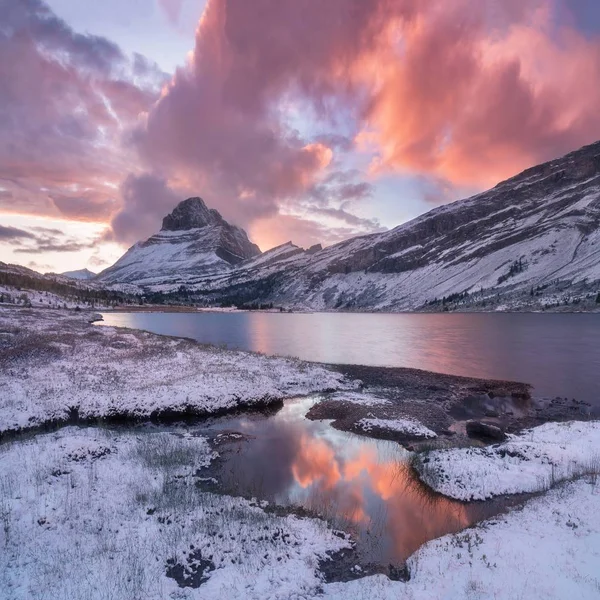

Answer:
[99,311,600,405]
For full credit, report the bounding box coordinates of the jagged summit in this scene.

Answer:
[161,197,225,231]
[97,197,261,286]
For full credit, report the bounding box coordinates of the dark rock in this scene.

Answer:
[388,563,410,582]
[166,549,215,588]
[466,420,507,442]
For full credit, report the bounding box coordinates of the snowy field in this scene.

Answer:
[1,425,598,600]
[0,308,355,436]
[0,427,351,599]
[414,421,600,500]
[1,307,599,599]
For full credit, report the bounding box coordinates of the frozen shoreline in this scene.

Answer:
[1,306,599,598]
[0,307,356,437]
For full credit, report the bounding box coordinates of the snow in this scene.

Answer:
[0,426,351,599]
[0,307,357,435]
[60,268,96,280]
[97,227,233,285]
[323,478,600,600]
[414,420,600,500]
[0,285,108,310]
[328,391,391,405]
[357,417,437,439]
[1,422,599,600]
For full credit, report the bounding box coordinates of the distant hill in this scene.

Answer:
[0,262,138,309]
[61,268,97,280]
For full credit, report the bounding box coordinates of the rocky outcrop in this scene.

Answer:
[160,197,260,262]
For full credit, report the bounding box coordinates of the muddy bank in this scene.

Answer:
[307,364,592,448]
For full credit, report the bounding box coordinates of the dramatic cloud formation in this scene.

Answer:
[0,0,164,224]
[2,0,600,271]
[119,0,600,244]
[358,0,600,186]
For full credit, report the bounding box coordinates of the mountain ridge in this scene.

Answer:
[98,141,600,311]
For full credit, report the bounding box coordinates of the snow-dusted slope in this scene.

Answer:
[60,268,97,280]
[198,140,600,310]
[97,197,260,286]
[100,141,600,310]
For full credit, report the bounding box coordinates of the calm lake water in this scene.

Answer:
[99,311,600,404]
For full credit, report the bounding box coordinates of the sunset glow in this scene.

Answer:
[2,0,600,272]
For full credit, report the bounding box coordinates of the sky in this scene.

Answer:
[2,0,600,274]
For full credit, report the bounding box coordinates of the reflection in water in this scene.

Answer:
[99,311,600,404]
[207,397,480,565]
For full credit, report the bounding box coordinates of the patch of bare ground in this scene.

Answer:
[307,364,591,448]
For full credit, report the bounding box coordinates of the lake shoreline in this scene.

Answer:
[2,306,591,446]
[2,306,599,598]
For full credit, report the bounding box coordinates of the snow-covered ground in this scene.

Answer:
[324,478,600,600]
[328,391,391,406]
[2,425,599,599]
[0,426,350,599]
[357,417,437,439]
[1,307,599,598]
[0,308,356,435]
[414,421,600,500]
[0,285,102,310]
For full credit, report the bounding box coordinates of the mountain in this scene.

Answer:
[61,268,96,280]
[100,141,600,311]
[97,197,261,286]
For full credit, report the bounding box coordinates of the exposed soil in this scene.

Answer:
[307,364,592,449]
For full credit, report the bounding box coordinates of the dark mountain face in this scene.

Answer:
[161,197,225,231]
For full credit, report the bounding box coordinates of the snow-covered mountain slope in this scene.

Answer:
[60,268,96,280]
[97,197,260,286]
[100,141,600,311]
[0,262,140,308]
[199,140,600,310]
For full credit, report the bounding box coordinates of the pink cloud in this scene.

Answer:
[5,0,600,256]
[0,0,160,224]
[355,0,600,186]
[124,0,600,250]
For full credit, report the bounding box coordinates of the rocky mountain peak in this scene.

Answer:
[161,197,225,231]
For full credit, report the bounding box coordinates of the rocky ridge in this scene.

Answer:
[100,141,600,310]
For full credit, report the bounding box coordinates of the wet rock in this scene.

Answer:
[466,420,507,442]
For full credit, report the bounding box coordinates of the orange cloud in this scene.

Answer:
[354,0,600,187]
[291,434,341,490]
